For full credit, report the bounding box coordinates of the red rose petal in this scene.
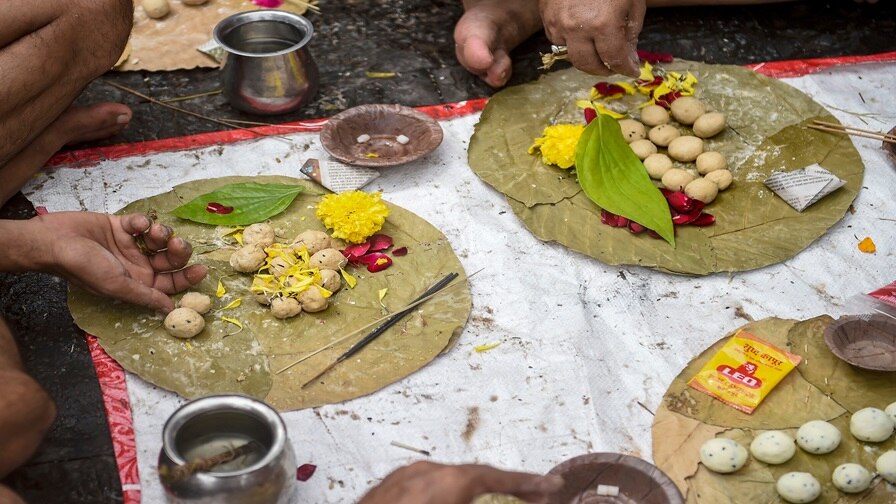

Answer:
[363,253,393,272]
[584,107,597,124]
[296,464,317,481]
[672,207,703,225]
[392,246,408,256]
[367,234,393,252]
[665,191,695,213]
[343,242,371,261]
[600,209,613,225]
[595,82,626,96]
[690,213,716,226]
[628,222,646,234]
[636,49,674,63]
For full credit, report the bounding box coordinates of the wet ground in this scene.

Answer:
[2,0,894,501]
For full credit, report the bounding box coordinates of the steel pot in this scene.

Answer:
[158,395,296,504]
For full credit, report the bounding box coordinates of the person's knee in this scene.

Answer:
[0,372,56,477]
[70,0,134,71]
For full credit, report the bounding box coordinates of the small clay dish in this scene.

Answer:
[546,453,684,504]
[320,104,443,167]
[884,125,896,166]
[824,314,896,372]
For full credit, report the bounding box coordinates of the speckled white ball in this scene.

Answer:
[750,431,796,464]
[832,463,872,493]
[877,450,896,484]
[796,420,841,454]
[885,401,896,425]
[699,438,749,474]
[850,407,895,442]
[775,472,821,504]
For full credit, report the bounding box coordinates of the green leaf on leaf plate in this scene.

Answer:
[172,182,304,225]
[575,114,675,246]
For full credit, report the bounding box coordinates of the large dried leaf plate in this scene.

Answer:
[468,61,864,275]
[652,316,896,503]
[68,176,472,412]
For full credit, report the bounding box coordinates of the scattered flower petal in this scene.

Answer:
[216,280,226,298]
[296,464,317,481]
[378,288,388,302]
[474,342,501,353]
[636,49,674,63]
[343,242,371,261]
[359,253,393,272]
[392,246,408,256]
[858,236,876,253]
[368,233,393,252]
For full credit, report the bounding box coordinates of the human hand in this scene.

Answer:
[539,0,646,78]
[36,212,207,313]
[358,461,564,504]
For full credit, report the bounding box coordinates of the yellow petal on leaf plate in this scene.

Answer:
[474,342,501,353]
[219,298,242,310]
[365,71,396,78]
[858,236,876,253]
[378,288,388,302]
[595,105,624,119]
[340,268,357,289]
[221,317,244,337]
[216,280,226,298]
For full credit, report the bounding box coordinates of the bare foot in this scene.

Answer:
[0,102,131,205]
[453,0,543,88]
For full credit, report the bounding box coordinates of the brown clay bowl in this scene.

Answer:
[546,453,684,504]
[320,104,443,167]
[824,314,896,372]
[884,125,896,166]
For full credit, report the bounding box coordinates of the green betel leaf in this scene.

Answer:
[171,182,305,225]
[575,114,675,246]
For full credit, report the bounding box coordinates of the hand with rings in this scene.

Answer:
[539,0,646,78]
[36,212,207,313]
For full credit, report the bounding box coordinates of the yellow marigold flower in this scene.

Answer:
[528,123,584,169]
[315,191,390,244]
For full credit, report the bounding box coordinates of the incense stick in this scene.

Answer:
[299,273,459,388]
[158,441,260,481]
[274,269,481,375]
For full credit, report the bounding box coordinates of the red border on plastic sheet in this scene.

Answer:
[69,53,894,503]
[745,51,896,78]
[44,99,489,169]
[87,335,141,504]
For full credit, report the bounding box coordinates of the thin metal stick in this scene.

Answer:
[808,123,896,144]
[812,120,896,140]
[390,441,431,457]
[104,81,296,144]
[105,81,247,131]
[274,269,481,375]
[161,89,223,103]
[299,273,459,388]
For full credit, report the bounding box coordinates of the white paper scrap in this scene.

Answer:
[764,164,847,212]
[300,158,380,193]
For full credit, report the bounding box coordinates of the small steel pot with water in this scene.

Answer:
[158,395,297,504]
[213,10,318,115]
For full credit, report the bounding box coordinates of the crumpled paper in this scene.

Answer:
[764,164,847,212]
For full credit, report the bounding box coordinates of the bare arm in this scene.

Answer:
[358,461,564,504]
[0,212,207,313]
